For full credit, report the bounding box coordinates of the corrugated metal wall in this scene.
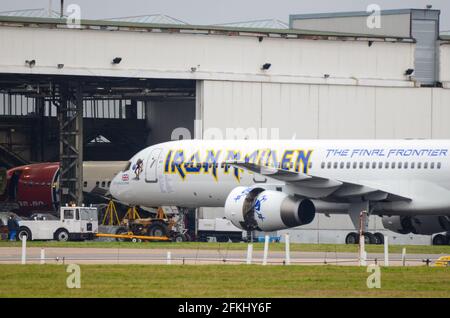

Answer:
[200,81,448,139]
[413,19,438,85]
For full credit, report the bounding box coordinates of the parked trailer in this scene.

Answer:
[17,206,98,241]
[198,218,245,242]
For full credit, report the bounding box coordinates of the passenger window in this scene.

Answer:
[321,162,325,169]
[391,162,396,169]
[418,162,422,169]
[340,162,344,169]
[430,162,435,169]
[333,162,338,169]
[101,181,106,188]
[359,162,363,169]
[107,181,111,187]
[64,209,74,220]
[96,181,100,187]
[398,162,402,169]
[327,162,332,169]
[411,162,415,169]
[437,162,442,169]
[385,162,389,169]
[83,181,87,188]
[378,162,383,169]
[346,162,351,169]
[404,162,408,169]
[365,162,370,169]
[424,162,428,169]
[353,162,357,169]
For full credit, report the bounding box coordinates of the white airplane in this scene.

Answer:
[110,139,450,245]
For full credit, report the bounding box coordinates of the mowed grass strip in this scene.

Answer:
[0,241,450,255]
[0,265,448,298]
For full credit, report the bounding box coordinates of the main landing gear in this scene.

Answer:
[345,232,384,245]
[432,233,450,245]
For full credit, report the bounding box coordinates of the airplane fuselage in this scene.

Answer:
[110,139,450,216]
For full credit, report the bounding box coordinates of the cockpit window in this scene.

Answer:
[123,162,132,172]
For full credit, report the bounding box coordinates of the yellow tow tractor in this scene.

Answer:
[434,256,450,267]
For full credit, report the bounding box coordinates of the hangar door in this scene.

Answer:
[412,19,438,86]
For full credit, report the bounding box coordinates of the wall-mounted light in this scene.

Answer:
[324,74,330,79]
[25,60,36,68]
[261,63,271,70]
[57,64,64,69]
[404,68,414,76]
[112,57,122,64]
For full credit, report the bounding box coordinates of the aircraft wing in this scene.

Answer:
[229,161,411,202]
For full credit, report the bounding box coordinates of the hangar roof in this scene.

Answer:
[104,14,187,25]
[214,19,288,29]
[0,8,62,18]
[0,15,414,42]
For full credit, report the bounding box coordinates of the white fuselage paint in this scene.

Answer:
[110,140,450,216]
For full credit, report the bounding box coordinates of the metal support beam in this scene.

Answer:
[32,97,45,161]
[58,83,83,206]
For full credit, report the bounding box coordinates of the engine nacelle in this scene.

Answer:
[382,215,450,235]
[224,186,316,232]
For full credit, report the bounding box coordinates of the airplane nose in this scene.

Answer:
[109,172,127,201]
[109,174,119,199]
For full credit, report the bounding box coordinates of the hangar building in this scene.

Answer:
[0,7,449,244]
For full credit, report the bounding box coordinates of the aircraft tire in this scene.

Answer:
[373,232,385,245]
[364,232,376,245]
[432,234,449,245]
[345,232,359,244]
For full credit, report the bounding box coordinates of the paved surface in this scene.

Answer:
[0,247,441,266]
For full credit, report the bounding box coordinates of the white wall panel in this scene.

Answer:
[375,87,432,138]
[440,43,450,85]
[431,88,450,138]
[261,83,319,139]
[202,81,262,138]
[0,26,414,86]
[317,85,376,138]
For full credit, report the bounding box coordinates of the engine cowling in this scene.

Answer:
[382,215,450,235]
[224,186,316,232]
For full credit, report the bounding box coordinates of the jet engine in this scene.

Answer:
[224,186,316,232]
[382,215,450,235]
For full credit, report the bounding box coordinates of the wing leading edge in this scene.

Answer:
[229,161,411,203]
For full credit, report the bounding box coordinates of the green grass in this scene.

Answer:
[0,264,448,297]
[0,241,450,254]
